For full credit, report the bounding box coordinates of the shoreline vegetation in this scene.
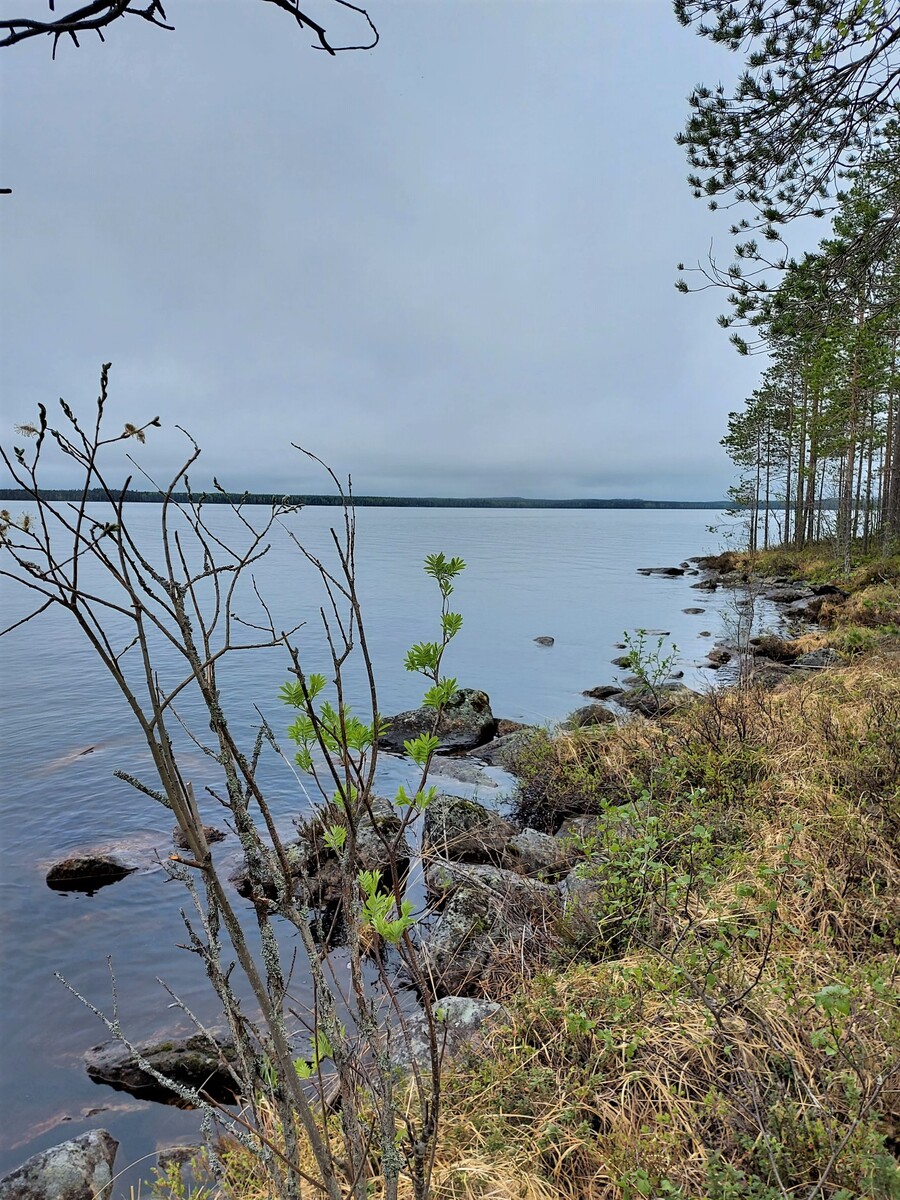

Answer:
[147,542,898,1199]
[0,487,736,510]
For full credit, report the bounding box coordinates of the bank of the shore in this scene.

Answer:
[6,546,899,1200]
[199,549,900,1198]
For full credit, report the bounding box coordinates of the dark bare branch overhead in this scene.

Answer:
[0,0,378,56]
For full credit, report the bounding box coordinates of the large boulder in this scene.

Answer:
[85,1033,239,1105]
[421,860,560,996]
[378,689,497,755]
[422,795,515,865]
[0,1131,118,1200]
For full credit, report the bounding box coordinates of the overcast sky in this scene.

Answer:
[0,0,768,499]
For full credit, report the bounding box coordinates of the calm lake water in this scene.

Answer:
[0,505,769,1192]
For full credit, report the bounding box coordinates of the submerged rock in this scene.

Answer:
[378,688,496,754]
[533,636,555,646]
[0,1130,118,1200]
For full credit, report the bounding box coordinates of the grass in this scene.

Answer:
[154,652,900,1200]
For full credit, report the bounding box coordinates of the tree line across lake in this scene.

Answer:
[0,488,733,510]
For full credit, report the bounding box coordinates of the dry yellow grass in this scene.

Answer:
[180,654,899,1200]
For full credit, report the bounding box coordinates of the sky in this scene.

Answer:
[0,0,768,500]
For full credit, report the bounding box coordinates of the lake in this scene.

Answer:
[0,504,766,1193]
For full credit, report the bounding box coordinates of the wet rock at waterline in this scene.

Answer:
[422,795,516,864]
[46,854,136,895]
[582,685,623,701]
[636,566,685,576]
[85,1034,239,1105]
[229,798,410,940]
[533,636,555,646]
[425,756,499,788]
[0,1130,118,1200]
[468,730,533,770]
[706,647,732,668]
[683,607,705,615]
[378,688,496,754]
[691,579,718,591]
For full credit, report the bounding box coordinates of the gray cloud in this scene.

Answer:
[1,0,762,498]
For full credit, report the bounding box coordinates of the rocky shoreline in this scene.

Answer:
[5,551,856,1199]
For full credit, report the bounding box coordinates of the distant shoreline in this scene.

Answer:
[0,488,736,510]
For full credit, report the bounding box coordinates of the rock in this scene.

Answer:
[706,647,732,667]
[694,552,740,571]
[378,688,496,755]
[0,1131,118,1200]
[390,996,505,1070]
[616,683,700,717]
[533,636,555,646]
[230,799,410,936]
[637,567,685,576]
[582,685,623,700]
[564,703,616,729]
[667,669,685,680]
[422,795,516,864]
[172,824,226,850]
[682,607,705,615]
[496,719,531,736]
[421,860,560,996]
[811,583,848,597]
[293,798,410,922]
[749,635,801,663]
[46,854,135,895]
[425,757,498,788]
[763,587,812,603]
[784,596,825,622]
[749,660,796,688]
[84,1034,239,1105]
[611,655,633,668]
[691,580,718,591]
[794,648,842,669]
[468,730,534,770]
[503,828,574,878]
[698,630,712,637]
[555,815,604,844]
